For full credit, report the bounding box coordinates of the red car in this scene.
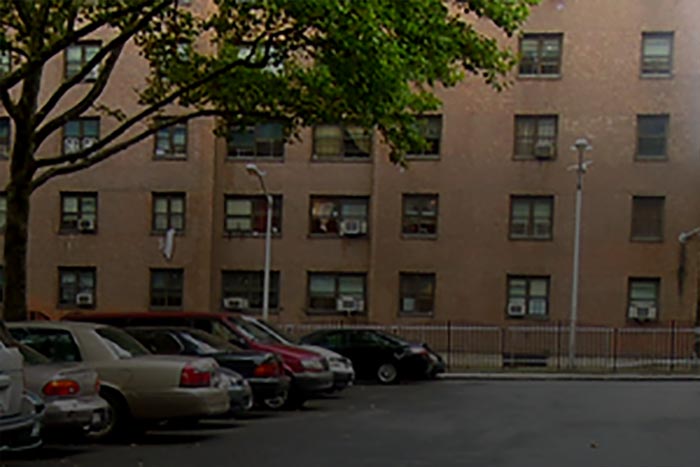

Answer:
[65,312,333,408]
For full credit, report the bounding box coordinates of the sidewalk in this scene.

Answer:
[440,372,700,381]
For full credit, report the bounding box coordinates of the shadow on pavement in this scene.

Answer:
[1,445,90,464]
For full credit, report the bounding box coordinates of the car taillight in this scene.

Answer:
[43,379,80,397]
[254,360,281,377]
[95,378,100,393]
[180,365,212,387]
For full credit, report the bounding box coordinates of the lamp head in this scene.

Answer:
[571,138,592,153]
[245,163,266,177]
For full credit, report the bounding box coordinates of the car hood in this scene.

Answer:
[249,341,322,361]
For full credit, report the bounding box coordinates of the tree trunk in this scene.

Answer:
[3,177,31,321]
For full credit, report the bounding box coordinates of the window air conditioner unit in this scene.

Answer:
[339,219,367,236]
[77,218,96,232]
[86,66,99,81]
[507,298,527,317]
[82,137,98,149]
[63,137,81,154]
[75,292,94,307]
[223,296,249,310]
[533,140,555,159]
[336,296,364,313]
[629,301,657,321]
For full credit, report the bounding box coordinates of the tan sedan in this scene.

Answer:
[8,321,229,439]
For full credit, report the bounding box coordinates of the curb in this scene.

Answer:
[439,373,700,382]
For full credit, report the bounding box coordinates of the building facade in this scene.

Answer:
[4,0,700,327]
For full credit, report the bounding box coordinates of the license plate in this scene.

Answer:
[91,411,102,426]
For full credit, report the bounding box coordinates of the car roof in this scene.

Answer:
[7,321,109,331]
[65,311,232,321]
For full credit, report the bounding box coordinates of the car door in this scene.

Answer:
[345,331,391,379]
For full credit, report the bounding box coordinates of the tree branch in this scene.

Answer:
[30,110,219,191]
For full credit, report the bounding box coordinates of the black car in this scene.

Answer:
[125,327,290,409]
[300,329,445,384]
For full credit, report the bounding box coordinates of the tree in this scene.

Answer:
[0,0,538,321]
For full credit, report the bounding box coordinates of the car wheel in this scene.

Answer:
[377,362,399,384]
[261,389,288,410]
[283,389,307,410]
[89,389,131,441]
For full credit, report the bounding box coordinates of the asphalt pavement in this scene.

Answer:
[3,380,700,467]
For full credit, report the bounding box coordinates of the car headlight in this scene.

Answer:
[301,358,324,371]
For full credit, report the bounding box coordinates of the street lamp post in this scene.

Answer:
[246,163,273,322]
[568,138,592,369]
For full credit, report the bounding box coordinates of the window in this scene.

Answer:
[628,278,660,320]
[402,194,438,236]
[0,193,6,231]
[312,125,372,160]
[155,121,187,159]
[637,115,669,159]
[63,118,99,155]
[519,34,563,76]
[65,42,100,80]
[400,273,436,315]
[631,196,664,241]
[224,195,282,235]
[507,276,549,318]
[152,193,186,233]
[150,269,184,309]
[221,270,280,310]
[95,328,149,359]
[308,273,366,313]
[59,267,96,308]
[60,192,97,233]
[227,122,285,159]
[510,196,554,240]
[514,116,558,159]
[0,50,10,74]
[407,116,442,158]
[641,32,673,76]
[0,118,10,158]
[10,329,82,363]
[310,196,369,236]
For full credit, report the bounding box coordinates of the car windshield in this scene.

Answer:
[18,342,51,365]
[243,318,296,345]
[229,317,278,344]
[371,331,411,346]
[179,330,241,354]
[96,327,150,359]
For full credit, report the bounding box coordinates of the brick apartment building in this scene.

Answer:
[3,0,700,327]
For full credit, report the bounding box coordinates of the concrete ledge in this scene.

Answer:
[439,372,700,381]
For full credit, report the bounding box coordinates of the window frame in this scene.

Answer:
[58,267,97,309]
[518,33,563,78]
[509,195,554,241]
[221,270,281,312]
[627,277,661,322]
[311,124,373,161]
[401,194,439,238]
[307,272,367,314]
[151,192,186,234]
[405,115,442,160]
[60,192,98,234]
[641,32,674,77]
[506,275,550,319]
[399,272,436,316]
[62,117,100,155]
[636,114,669,160]
[154,120,188,160]
[309,196,370,238]
[630,196,665,242]
[226,122,286,160]
[64,41,101,81]
[513,115,558,160]
[224,195,283,237]
[150,268,184,310]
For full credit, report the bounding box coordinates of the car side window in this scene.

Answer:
[131,330,183,354]
[320,331,346,349]
[13,329,82,363]
[350,331,383,347]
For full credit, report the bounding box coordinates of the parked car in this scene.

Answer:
[17,342,109,437]
[236,316,355,392]
[0,321,44,452]
[124,326,289,410]
[66,312,333,408]
[8,321,230,439]
[300,329,445,384]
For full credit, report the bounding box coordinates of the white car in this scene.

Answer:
[237,316,355,391]
[0,322,44,452]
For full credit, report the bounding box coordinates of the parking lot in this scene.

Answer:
[3,379,700,467]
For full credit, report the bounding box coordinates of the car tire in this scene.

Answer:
[261,389,288,410]
[89,389,132,441]
[377,362,399,385]
[283,388,307,410]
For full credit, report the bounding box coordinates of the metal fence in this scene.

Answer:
[279,321,700,373]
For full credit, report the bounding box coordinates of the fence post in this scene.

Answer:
[446,320,452,371]
[500,326,507,369]
[556,321,561,370]
[670,320,676,372]
[612,328,618,372]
